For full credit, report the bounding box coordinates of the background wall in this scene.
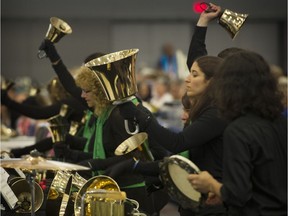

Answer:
[1,0,287,85]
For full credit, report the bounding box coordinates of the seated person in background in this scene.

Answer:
[1,76,87,157]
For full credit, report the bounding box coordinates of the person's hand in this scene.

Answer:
[197,3,222,27]
[53,142,69,159]
[187,171,215,194]
[104,158,136,179]
[205,192,222,206]
[118,102,138,121]
[118,102,153,130]
[78,156,127,171]
[145,176,164,195]
[65,134,87,151]
[38,39,60,63]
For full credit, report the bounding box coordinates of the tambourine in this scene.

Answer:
[159,155,202,209]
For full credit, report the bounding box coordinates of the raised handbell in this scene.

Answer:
[38,17,72,59]
[84,49,140,135]
[201,2,248,39]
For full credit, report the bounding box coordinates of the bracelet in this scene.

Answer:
[52,59,61,65]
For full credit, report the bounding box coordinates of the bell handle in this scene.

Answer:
[200,2,217,13]
[124,120,139,135]
[37,50,47,59]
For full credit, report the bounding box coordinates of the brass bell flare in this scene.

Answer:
[200,2,248,39]
[1,124,17,140]
[84,49,139,102]
[7,177,44,213]
[114,132,154,161]
[218,9,248,39]
[38,17,72,59]
[85,49,141,135]
[47,114,70,143]
[45,17,72,43]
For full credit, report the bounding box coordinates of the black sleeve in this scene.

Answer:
[4,98,62,119]
[145,107,227,153]
[148,137,171,160]
[65,134,87,150]
[138,103,171,159]
[186,26,208,70]
[69,150,93,163]
[135,160,160,177]
[10,137,53,157]
[52,61,87,105]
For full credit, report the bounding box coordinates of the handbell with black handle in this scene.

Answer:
[38,17,72,59]
[201,2,248,39]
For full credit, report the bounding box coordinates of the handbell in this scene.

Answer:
[114,132,154,161]
[201,2,248,39]
[38,17,72,59]
[47,114,70,143]
[218,9,248,39]
[84,49,139,103]
[85,49,140,135]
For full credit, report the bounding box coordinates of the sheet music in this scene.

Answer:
[0,167,18,209]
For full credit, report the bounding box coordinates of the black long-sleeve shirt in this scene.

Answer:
[52,60,169,183]
[4,96,86,122]
[186,26,208,70]
[145,106,227,181]
[221,113,287,216]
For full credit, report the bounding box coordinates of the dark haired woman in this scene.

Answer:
[114,55,228,215]
[188,51,287,216]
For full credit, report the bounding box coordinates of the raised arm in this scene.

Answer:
[39,39,84,103]
[186,3,222,69]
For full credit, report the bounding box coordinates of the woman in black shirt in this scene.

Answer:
[188,51,287,216]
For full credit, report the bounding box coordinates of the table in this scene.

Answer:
[1,136,35,152]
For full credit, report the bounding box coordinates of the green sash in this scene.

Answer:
[93,106,115,160]
[83,111,96,153]
[92,106,115,175]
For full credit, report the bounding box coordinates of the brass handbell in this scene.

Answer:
[85,49,140,135]
[47,114,70,143]
[114,132,154,161]
[218,9,248,39]
[201,2,248,39]
[38,17,72,59]
[84,49,139,103]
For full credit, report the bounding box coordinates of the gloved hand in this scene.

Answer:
[145,176,164,195]
[38,39,60,63]
[104,158,137,179]
[53,142,70,159]
[118,102,153,130]
[65,134,87,151]
[78,156,127,171]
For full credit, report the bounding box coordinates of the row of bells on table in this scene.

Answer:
[1,154,127,216]
[0,132,150,216]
